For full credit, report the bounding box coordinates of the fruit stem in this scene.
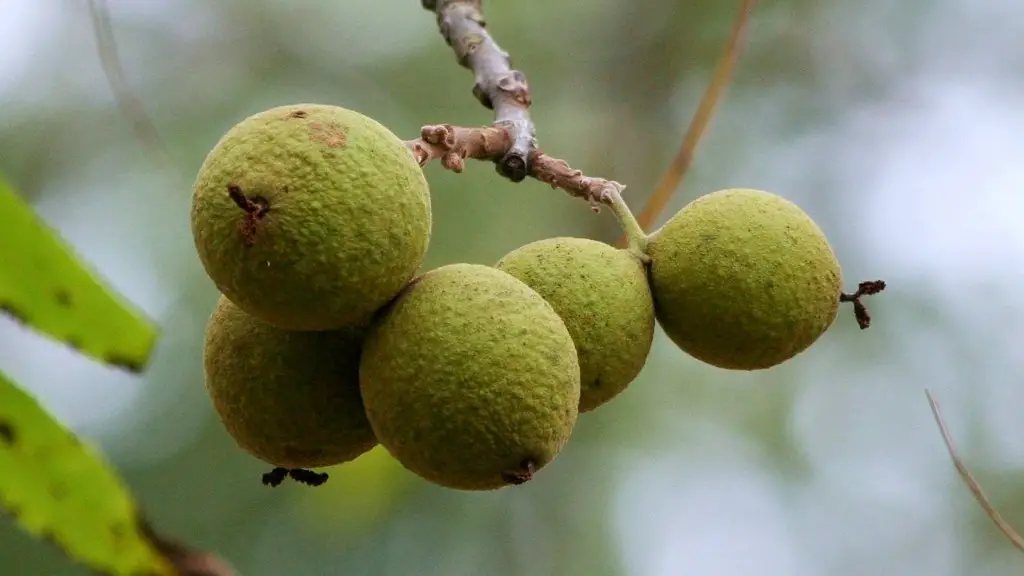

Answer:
[607,191,650,262]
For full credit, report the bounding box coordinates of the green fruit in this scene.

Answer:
[646,188,842,370]
[496,237,655,413]
[191,103,432,331]
[203,296,377,468]
[359,263,581,491]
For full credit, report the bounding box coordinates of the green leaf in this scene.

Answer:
[0,178,158,372]
[0,372,174,576]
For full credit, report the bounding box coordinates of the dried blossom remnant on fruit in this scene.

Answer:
[421,0,535,181]
[840,280,887,329]
[288,468,329,487]
[258,467,331,488]
[226,184,269,247]
[261,468,288,487]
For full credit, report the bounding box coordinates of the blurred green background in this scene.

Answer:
[2,0,1024,574]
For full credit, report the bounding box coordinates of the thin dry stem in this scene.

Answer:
[422,0,536,181]
[86,0,171,169]
[625,0,760,244]
[925,389,1024,552]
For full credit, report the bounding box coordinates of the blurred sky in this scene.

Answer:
[1,0,1024,575]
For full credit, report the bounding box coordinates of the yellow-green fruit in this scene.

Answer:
[495,237,655,413]
[203,296,377,468]
[359,263,581,491]
[191,103,432,331]
[647,188,842,370]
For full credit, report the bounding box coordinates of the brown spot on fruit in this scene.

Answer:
[308,121,347,148]
[288,110,308,119]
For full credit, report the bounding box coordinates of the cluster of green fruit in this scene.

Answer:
[190,103,845,491]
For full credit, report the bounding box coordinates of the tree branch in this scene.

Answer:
[405,123,648,252]
[416,0,759,252]
[421,0,535,182]
[925,389,1024,553]
[405,124,623,209]
[413,0,633,225]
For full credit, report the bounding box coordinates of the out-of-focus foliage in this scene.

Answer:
[1,0,1024,574]
[0,178,157,371]
[0,172,167,573]
[0,372,172,575]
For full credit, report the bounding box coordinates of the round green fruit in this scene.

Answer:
[191,103,432,331]
[496,237,655,413]
[359,263,581,491]
[646,188,842,370]
[203,296,377,468]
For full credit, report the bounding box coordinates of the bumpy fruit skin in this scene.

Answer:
[647,188,842,370]
[191,103,432,331]
[203,296,377,468]
[496,237,655,413]
[359,263,581,491]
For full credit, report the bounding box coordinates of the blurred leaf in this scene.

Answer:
[0,372,174,576]
[0,177,158,372]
